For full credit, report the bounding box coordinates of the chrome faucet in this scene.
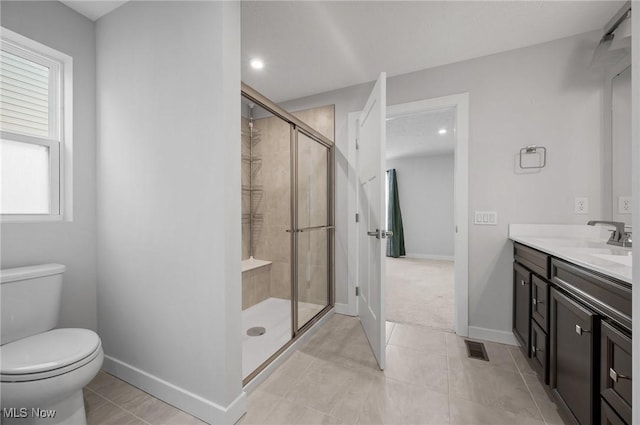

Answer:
[587,220,632,248]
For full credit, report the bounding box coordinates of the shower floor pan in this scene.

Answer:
[242,297,324,379]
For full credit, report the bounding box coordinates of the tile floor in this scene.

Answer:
[86,314,567,425]
[386,257,455,331]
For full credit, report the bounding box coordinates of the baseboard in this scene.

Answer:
[468,326,518,346]
[404,253,454,261]
[334,302,355,316]
[242,308,335,394]
[102,356,246,425]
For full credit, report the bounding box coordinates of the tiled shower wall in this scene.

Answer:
[241,105,334,308]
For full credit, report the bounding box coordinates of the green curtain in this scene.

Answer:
[386,169,406,258]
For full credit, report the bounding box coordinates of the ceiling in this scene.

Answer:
[242,1,624,102]
[59,0,128,21]
[58,1,623,104]
[386,108,456,160]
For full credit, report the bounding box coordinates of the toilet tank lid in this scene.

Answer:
[1,264,66,284]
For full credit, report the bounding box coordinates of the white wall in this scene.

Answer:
[279,31,605,338]
[0,1,97,331]
[386,155,454,258]
[96,2,244,423]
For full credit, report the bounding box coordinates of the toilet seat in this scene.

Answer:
[1,328,102,383]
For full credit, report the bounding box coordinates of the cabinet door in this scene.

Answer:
[600,321,632,424]
[601,399,626,425]
[532,275,549,331]
[550,288,598,425]
[513,263,531,357]
[530,320,549,384]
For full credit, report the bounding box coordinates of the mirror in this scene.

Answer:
[605,57,632,227]
[611,64,631,226]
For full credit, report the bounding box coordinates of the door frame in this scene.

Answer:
[346,92,470,337]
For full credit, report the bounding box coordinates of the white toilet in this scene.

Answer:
[0,264,104,425]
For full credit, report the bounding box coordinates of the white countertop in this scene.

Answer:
[509,224,632,284]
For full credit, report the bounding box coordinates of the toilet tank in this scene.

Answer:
[0,264,66,345]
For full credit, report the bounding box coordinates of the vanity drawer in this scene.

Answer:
[532,275,549,332]
[551,259,631,330]
[530,319,549,384]
[514,243,550,279]
[600,321,632,424]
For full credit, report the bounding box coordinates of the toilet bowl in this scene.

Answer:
[0,264,104,425]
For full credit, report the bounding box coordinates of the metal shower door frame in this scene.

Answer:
[241,82,334,385]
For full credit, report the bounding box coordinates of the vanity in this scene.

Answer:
[510,224,632,425]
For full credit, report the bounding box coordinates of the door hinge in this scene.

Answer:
[355,213,360,223]
[355,138,359,150]
[355,286,360,296]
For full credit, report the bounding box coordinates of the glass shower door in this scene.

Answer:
[295,129,331,330]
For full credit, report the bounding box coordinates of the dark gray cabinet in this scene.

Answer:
[600,321,632,424]
[532,275,549,331]
[530,319,548,383]
[513,262,531,357]
[601,399,626,425]
[512,242,632,425]
[550,287,598,425]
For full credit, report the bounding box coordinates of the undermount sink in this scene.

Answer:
[591,253,633,267]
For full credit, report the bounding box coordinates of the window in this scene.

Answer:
[1,27,72,221]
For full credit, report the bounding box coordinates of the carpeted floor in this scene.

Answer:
[386,257,455,331]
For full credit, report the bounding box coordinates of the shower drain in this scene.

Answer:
[247,326,266,337]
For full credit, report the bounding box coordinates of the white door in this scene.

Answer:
[357,73,387,370]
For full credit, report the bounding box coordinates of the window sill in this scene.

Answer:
[1,214,67,223]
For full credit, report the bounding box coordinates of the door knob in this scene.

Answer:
[367,229,380,239]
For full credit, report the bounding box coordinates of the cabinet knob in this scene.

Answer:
[575,325,591,336]
[521,280,526,286]
[609,368,631,382]
[532,298,544,306]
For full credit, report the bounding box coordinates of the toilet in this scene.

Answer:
[0,264,103,425]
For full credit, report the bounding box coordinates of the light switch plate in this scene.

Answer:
[618,196,632,214]
[574,197,589,214]
[474,211,497,225]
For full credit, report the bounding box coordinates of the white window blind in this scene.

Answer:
[0,49,50,138]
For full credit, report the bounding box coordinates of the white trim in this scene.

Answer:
[346,111,360,317]
[0,26,73,222]
[404,253,454,261]
[347,92,470,337]
[103,356,247,425]
[468,326,518,346]
[334,302,353,316]
[243,309,335,394]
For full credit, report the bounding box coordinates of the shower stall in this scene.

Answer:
[240,83,334,383]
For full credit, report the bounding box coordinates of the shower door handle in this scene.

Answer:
[367,229,380,239]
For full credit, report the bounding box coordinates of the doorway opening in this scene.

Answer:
[347,93,469,337]
[384,106,456,331]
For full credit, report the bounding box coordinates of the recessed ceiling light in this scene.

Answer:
[250,58,264,70]
[438,128,447,135]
